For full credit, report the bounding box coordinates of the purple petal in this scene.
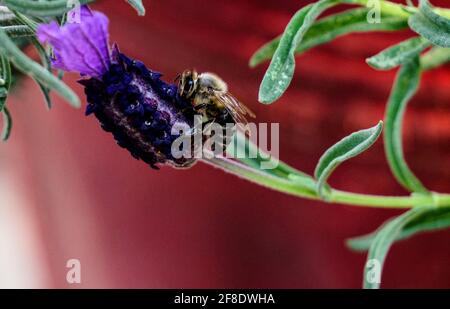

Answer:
[78,5,94,19]
[37,6,111,77]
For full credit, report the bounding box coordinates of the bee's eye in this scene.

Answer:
[186,79,194,91]
[183,77,194,96]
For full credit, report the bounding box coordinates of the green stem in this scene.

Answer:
[421,47,450,70]
[203,157,450,209]
[329,190,449,208]
[344,0,411,18]
[343,0,450,19]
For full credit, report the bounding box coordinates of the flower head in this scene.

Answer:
[38,6,196,169]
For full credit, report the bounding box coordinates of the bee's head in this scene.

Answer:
[178,69,198,99]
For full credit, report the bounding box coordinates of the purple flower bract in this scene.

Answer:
[37,6,111,77]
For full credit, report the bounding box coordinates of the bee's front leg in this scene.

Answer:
[193,103,208,112]
[185,109,210,136]
[203,119,216,134]
[177,102,207,115]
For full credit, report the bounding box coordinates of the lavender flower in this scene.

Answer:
[37,6,196,169]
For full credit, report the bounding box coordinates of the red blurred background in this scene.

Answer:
[0,0,449,288]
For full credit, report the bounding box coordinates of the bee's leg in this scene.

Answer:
[203,119,229,153]
[202,119,216,134]
[177,103,208,115]
[184,115,210,137]
[174,73,181,83]
[185,127,198,136]
[193,103,208,112]
[202,119,218,152]
[177,107,192,115]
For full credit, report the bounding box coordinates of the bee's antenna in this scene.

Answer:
[174,73,181,83]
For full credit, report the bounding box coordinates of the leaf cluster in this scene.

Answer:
[249,0,450,288]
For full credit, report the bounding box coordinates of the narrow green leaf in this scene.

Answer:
[1,52,12,138]
[0,27,80,108]
[384,57,427,193]
[227,131,312,181]
[3,0,95,17]
[57,70,65,81]
[0,52,12,91]
[408,0,450,48]
[205,156,318,200]
[127,0,146,16]
[419,0,450,29]
[258,0,339,104]
[11,10,38,31]
[36,82,52,110]
[1,25,34,37]
[367,37,430,70]
[250,9,408,68]
[0,96,5,114]
[0,52,11,112]
[1,106,12,141]
[420,46,450,70]
[225,131,317,195]
[31,37,53,109]
[363,207,432,289]
[314,121,383,198]
[58,12,68,27]
[347,206,450,251]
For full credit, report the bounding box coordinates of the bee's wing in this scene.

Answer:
[215,92,256,126]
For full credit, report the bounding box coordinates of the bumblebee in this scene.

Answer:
[177,69,255,128]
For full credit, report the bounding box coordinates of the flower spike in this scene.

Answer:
[38,6,196,169]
